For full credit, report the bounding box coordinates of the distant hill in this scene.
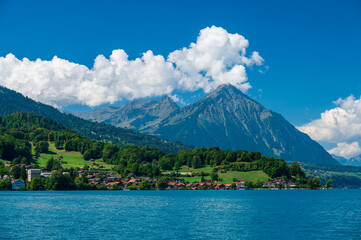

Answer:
[0,86,193,153]
[332,154,361,167]
[77,84,339,165]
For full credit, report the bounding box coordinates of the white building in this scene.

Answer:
[27,169,41,182]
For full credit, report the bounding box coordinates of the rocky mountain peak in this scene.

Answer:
[158,95,180,110]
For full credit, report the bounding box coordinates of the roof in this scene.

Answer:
[12,179,25,183]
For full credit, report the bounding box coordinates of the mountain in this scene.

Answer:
[76,96,179,131]
[333,154,361,167]
[0,86,193,153]
[77,84,339,165]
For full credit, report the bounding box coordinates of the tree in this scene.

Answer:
[192,155,202,169]
[230,183,236,189]
[312,178,321,189]
[46,157,55,171]
[11,166,21,179]
[226,151,237,162]
[244,181,254,189]
[157,177,168,190]
[0,164,9,178]
[28,177,44,190]
[159,156,172,170]
[54,140,64,149]
[20,166,27,181]
[34,141,49,155]
[211,172,219,182]
[254,180,263,188]
[139,180,151,190]
[290,162,305,177]
[307,177,321,189]
[325,180,332,189]
[0,179,12,190]
[46,171,75,190]
[174,159,182,172]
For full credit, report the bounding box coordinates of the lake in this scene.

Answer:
[0,189,360,240]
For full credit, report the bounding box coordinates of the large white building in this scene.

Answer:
[27,169,41,182]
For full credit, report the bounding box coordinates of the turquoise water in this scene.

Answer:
[1,189,360,240]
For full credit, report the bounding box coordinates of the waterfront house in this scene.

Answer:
[234,180,246,189]
[12,179,25,190]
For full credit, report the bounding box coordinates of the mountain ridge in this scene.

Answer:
[76,84,339,165]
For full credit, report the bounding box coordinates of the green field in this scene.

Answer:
[163,165,269,184]
[34,143,115,169]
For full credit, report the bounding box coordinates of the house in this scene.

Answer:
[27,169,41,182]
[235,180,246,189]
[287,182,297,188]
[120,180,128,187]
[41,172,52,178]
[2,175,10,180]
[168,182,177,189]
[12,179,25,190]
[128,179,140,186]
[263,181,276,188]
[114,175,123,180]
[214,184,225,190]
[106,182,120,188]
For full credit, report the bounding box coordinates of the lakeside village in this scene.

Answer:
[0,158,327,191]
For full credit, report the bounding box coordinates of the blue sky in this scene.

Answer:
[1,0,361,157]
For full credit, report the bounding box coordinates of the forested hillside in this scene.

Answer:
[0,86,193,153]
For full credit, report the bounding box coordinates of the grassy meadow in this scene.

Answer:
[163,165,269,184]
[34,143,114,169]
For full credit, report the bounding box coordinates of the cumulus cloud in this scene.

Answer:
[328,142,361,159]
[298,95,361,158]
[298,95,361,142]
[168,26,262,92]
[0,26,263,107]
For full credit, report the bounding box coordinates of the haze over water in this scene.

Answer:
[1,190,360,240]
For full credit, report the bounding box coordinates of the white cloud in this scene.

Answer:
[168,26,261,93]
[0,26,263,107]
[328,142,361,159]
[299,95,361,159]
[169,94,186,105]
[298,95,361,143]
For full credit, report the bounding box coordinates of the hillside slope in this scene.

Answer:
[0,86,193,153]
